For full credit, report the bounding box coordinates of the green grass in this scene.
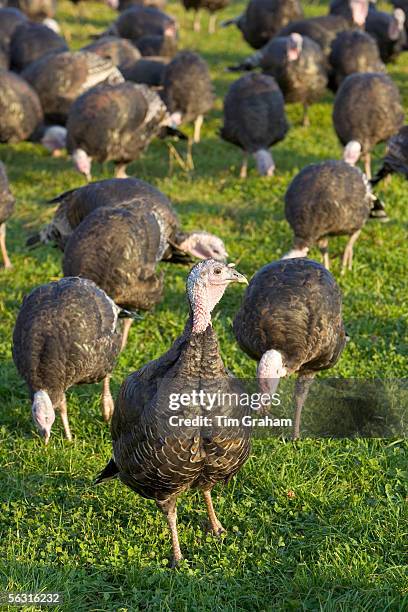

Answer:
[1,0,408,610]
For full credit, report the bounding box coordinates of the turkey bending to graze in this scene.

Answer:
[371,126,408,185]
[121,57,168,86]
[329,30,385,91]
[229,34,327,127]
[162,51,214,143]
[82,37,141,72]
[9,21,68,72]
[181,0,229,34]
[105,5,177,43]
[7,0,56,21]
[12,277,124,443]
[95,260,250,566]
[222,0,303,50]
[279,0,369,60]
[66,81,180,180]
[29,177,228,260]
[283,160,375,272]
[0,162,15,269]
[22,51,124,124]
[233,258,346,439]
[0,69,43,143]
[333,72,404,179]
[329,0,376,20]
[365,7,406,63]
[221,73,289,178]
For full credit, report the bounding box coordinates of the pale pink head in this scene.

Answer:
[389,9,405,41]
[32,390,55,444]
[349,0,369,26]
[178,232,228,261]
[253,149,275,177]
[106,0,119,8]
[287,33,303,62]
[187,260,247,333]
[72,149,92,182]
[343,141,362,166]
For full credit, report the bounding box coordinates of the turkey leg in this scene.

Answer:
[341,229,361,274]
[203,489,225,536]
[121,318,133,351]
[293,375,314,440]
[0,223,12,269]
[101,375,114,421]
[59,394,72,441]
[158,497,183,567]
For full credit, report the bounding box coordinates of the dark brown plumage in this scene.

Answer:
[135,33,177,58]
[96,260,250,566]
[82,36,142,72]
[106,5,177,43]
[0,161,15,269]
[220,73,289,178]
[9,21,68,72]
[181,0,229,33]
[283,160,374,272]
[117,0,166,11]
[371,125,408,186]
[12,277,123,442]
[121,56,168,86]
[230,34,328,126]
[233,258,346,439]
[391,0,408,48]
[0,7,27,49]
[329,29,385,90]
[222,0,303,50]
[22,51,124,124]
[0,69,44,143]
[29,177,228,264]
[66,81,172,179]
[333,72,404,178]
[162,51,214,143]
[6,0,56,21]
[365,7,406,63]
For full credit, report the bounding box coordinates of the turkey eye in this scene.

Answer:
[214,268,222,274]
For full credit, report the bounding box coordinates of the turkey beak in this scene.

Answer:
[227,265,248,285]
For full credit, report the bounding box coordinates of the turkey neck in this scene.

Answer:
[178,323,226,380]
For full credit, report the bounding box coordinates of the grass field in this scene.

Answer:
[1,0,408,609]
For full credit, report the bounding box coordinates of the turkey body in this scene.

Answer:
[371,125,408,185]
[0,161,15,269]
[82,37,141,72]
[0,8,27,55]
[96,260,250,565]
[162,51,214,142]
[284,160,374,271]
[0,69,43,143]
[233,258,346,438]
[333,72,404,177]
[365,7,406,63]
[22,51,124,124]
[66,81,169,178]
[121,57,168,86]
[12,277,123,441]
[221,73,289,178]
[181,0,230,34]
[107,5,177,43]
[227,0,303,50]
[9,21,68,72]
[329,30,385,90]
[62,207,165,312]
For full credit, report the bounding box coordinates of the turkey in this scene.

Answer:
[66,81,184,180]
[279,1,369,60]
[95,259,249,566]
[105,5,177,45]
[22,51,124,124]
[365,7,406,63]
[0,69,43,143]
[329,0,376,20]
[0,7,27,50]
[283,160,376,272]
[328,29,385,90]
[220,73,289,178]
[9,21,68,72]
[0,44,9,70]
[82,37,142,73]
[233,258,346,439]
[12,277,125,443]
[135,33,177,58]
[229,34,328,127]
[333,72,404,178]
[121,56,168,86]
[391,0,408,48]
[114,0,166,10]
[6,0,56,22]
[28,177,228,260]
[162,51,214,144]
[371,125,408,186]
[221,0,303,50]
[0,161,15,269]
[181,0,229,34]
